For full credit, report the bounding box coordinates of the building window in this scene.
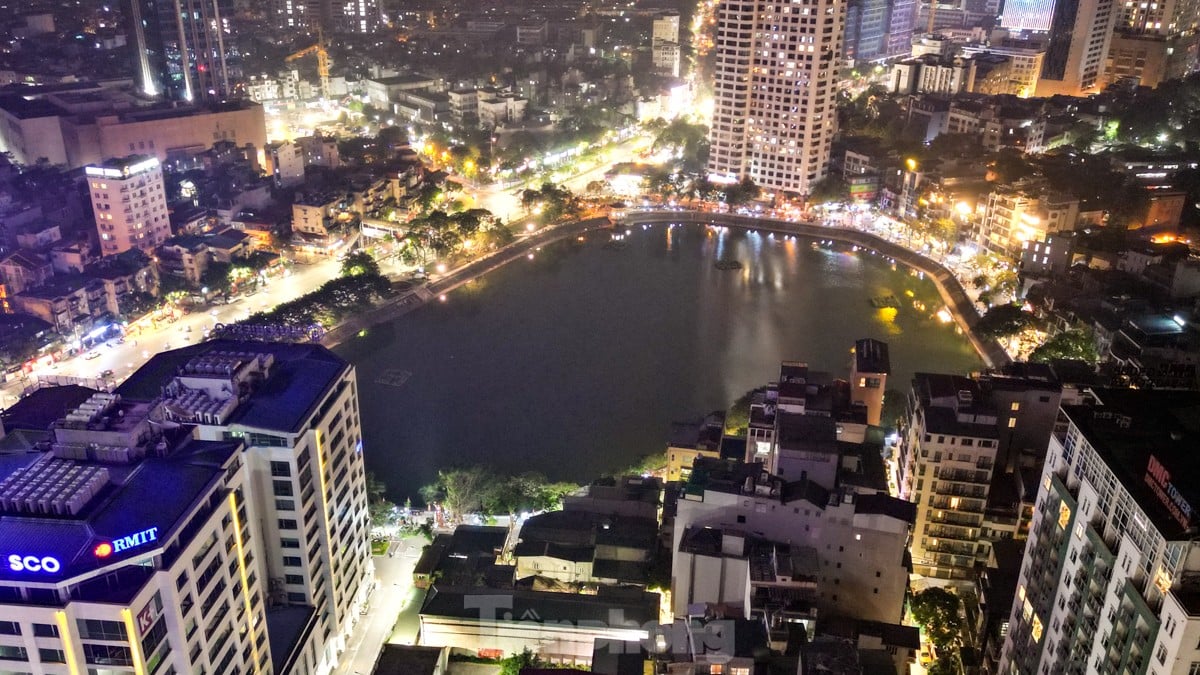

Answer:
[0,645,28,661]
[39,647,66,663]
[0,621,18,635]
[82,643,133,666]
[271,461,291,477]
[1008,418,1017,428]
[32,623,58,638]
[1157,644,1168,664]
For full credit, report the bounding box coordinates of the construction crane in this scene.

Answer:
[286,28,330,99]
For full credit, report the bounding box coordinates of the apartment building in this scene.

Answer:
[707,0,845,196]
[116,341,374,674]
[86,156,171,258]
[999,389,1200,675]
[652,13,682,77]
[899,367,1064,582]
[0,391,271,674]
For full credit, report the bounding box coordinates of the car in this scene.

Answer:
[84,351,101,360]
[99,369,114,379]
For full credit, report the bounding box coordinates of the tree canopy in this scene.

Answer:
[974,304,1032,340]
[910,587,964,651]
[1029,329,1099,364]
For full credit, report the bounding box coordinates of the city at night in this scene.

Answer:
[0,0,1199,672]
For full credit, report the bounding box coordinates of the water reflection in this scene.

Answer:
[336,223,980,501]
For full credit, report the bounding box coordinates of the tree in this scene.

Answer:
[499,648,541,675]
[724,176,761,205]
[974,304,1032,340]
[808,174,851,204]
[1029,329,1099,364]
[341,251,380,277]
[724,387,764,436]
[367,471,396,528]
[910,587,964,651]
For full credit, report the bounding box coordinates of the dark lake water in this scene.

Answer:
[335,223,981,501]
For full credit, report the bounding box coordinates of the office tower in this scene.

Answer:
[127,0,235,101]
[0,391,272,674]
[132,342,373,675]
[0,341,373,674]
[999,390,1200,675]
[845,0,918,63]
[652,13,682,77]
[279,0,380,32]
[86,155,171,257]
[1034,0,1118,96]
[707,0,846,197]
[1105,0,1200,87]
[898,368,1063,582]
[1000,0,1056,31]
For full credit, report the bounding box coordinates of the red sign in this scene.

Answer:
[1146,455,1193,529]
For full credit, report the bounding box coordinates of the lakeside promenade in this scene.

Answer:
[321,211,1012,369]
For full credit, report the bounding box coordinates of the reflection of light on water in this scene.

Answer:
[876,307,902,335]
[715,227,727,260]
[937,308,954,323]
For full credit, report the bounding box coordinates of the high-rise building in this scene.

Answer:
[999,389,1200,675]
[85,155,172,257]
[0,341,373,675]
[845,0,918,63]
[278,0,380,32]
[899,368,1063,582]
[707,0,846,196]
[652,13,682,77]
[127,0,237,101]
[122,341,374,674]
[1034,0,1118,96]
[999,0,1056,32]
[0,392,271,674]
[1104,0,1200,88]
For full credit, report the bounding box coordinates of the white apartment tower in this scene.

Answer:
[652,13,682,77]
[707,0,846,196]
[0,392,272,674]
[86,155,171,258]
[0,341,374,675]
[999,390,1200,675]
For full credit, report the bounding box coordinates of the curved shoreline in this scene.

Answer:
[322,211,1010,369]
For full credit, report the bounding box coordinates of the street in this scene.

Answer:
[336,534,428,675]
[1,256,342,406]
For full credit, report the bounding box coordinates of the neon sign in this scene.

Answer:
[96,527,160,557]
[7,555,61,573]
[1146,455,1193,529]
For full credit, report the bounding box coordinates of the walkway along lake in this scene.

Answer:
[334,220,983,501]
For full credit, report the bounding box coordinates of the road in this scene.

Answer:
[336,535,428,675]
[1,256,342,406]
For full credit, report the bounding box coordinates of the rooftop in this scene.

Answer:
[854,338,890,375]
[0,429,240,588]
[420,585,659,627]
[1065,389,1200,539]
[117,340,349,434]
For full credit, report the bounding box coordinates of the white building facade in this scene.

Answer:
[86,155,171,258]
[707,0,846,196]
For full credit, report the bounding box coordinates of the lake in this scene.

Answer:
[335,222,981,501]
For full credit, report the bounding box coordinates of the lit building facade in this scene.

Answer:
[652,13,682,77]
[0,392,271,674]
[86,155,171,257]
[126,0,236,101]
[999,390,1200,675]
[707,0,846,196]
[1035,0,1118,96]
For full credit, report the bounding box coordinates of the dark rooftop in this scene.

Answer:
[1065,389,1200,540]
[854,338,890,375]
[2,384,98,433]
[420,585,659,626]
[371,644,444,675]
[117,340,349,433]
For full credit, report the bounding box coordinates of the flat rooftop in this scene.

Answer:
[117,340,349,434]
[0,432,239,588]
[1067,388,1200,539]
[420,585,659,626]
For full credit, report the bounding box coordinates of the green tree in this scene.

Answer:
[724,387,764,436]
[366,472,396,528]
[910,587,964,651]
[1029,329,1099,364]
[341,251,380,277]
[808,174,851,204]
[974,304,1032,340]
[499,648,540,675]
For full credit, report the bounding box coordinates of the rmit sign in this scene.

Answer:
[94,527,160,558]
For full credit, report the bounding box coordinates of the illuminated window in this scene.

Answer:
[1008,418,1017,428]
[1011,402,1020,411]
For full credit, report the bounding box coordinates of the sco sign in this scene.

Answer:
[7,554,61,574]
